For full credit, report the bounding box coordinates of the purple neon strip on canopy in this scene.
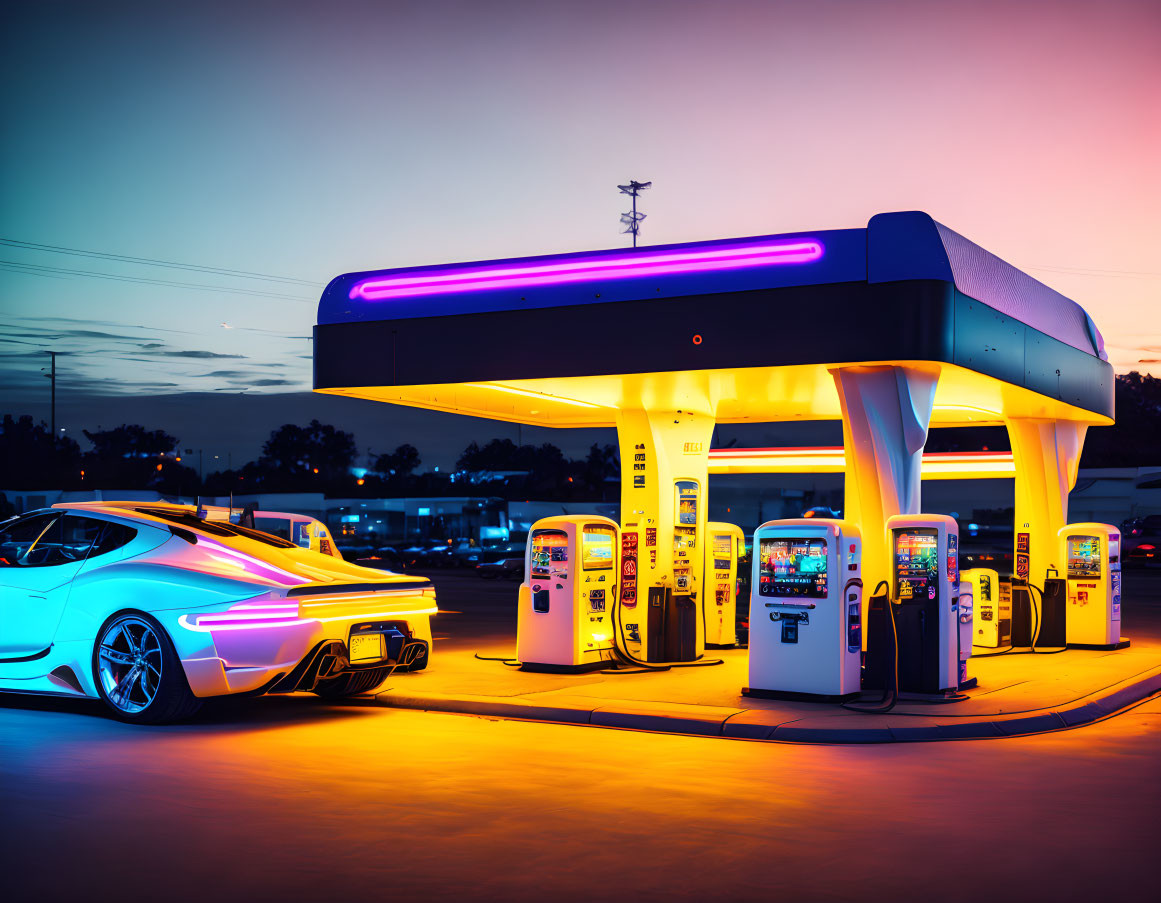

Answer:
[349,239,824,301]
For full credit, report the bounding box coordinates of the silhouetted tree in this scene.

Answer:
[375,444,421,478]
[80,424,198,493]
[457,439,519,471]
[1081,371,1161,467]
[580,443,619,499]
[455,439,611,500]
[252,420,358,491]
[0,414,83,489]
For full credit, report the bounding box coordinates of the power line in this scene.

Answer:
[1027,264,1161,279]
[0,260,316,302]
[0,237,321,286]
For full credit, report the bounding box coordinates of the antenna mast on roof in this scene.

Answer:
[618,179,651,248]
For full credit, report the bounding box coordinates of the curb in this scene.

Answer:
[372,664,1161,744]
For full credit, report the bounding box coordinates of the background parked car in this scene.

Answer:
[476,557,524,580]
[1125,525,1161,566]
[345,546,408,572]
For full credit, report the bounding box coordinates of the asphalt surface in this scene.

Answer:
[2,569,1160,902]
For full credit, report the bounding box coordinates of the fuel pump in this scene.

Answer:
[963,567,1009,648]
[1059,523,1125,649]
[704,522,744,647]
[886,514,962,693]
[744,519,863,700]
[515,515,619,672]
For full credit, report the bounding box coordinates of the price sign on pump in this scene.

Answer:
[621,532,638,605]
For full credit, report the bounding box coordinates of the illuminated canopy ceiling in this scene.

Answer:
[314,211,1114,429]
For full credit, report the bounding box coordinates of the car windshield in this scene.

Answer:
[135,507,297,548]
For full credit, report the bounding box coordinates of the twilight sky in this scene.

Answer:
[2,0,1159,467]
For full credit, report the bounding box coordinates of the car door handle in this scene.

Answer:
[28,594,46,600]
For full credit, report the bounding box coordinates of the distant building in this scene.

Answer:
[6,466,1159,546]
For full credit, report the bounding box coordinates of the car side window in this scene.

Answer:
[90,520,138,558]
[32,515,105,566]
[0,513,62,567]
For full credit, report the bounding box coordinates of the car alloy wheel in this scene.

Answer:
[97,615,163,715]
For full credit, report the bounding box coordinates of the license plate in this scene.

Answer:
[349,633,386,663]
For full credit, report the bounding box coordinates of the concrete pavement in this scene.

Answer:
[373,632,1161,743]
[391,568,1161,742]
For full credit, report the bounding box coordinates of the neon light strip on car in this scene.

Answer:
[296,589,436,608]
[178,605,439,633]
[349,239,824,301]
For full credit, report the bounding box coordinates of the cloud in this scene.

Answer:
[0,323,146,342]
[7,315,198,336]
[69,329,140,340]
[150,350,245,359]
[0,367,185,400]
[200,369,250,378]
[0,347,50,360]
[248,378,295,386]
[0,335,52,347]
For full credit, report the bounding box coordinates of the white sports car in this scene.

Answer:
[0,502,436,723]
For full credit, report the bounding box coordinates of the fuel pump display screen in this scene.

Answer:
[895,529,938,601]
[977,573,992,602]
[712,534,733,570]
[1067,536,1102,578]
[530,530,568,578]
[581,525,616,570]
[758,538,828,598]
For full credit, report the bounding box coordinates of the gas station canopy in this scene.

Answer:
[314,211,1113,429]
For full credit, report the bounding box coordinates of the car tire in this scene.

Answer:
[92,612,202,724]
[313,666,391,698]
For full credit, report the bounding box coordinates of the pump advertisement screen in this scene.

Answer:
[530,530,568,578]
[581,525,616,570]
[894,529,938,601]
[758,538,828,598]
[1067,536,1102,579]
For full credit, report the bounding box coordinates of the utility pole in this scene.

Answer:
[44,351,57,436]
[618,180,652,248]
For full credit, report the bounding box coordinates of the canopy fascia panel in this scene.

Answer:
[314,211,1114,428]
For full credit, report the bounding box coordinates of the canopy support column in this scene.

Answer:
[832,365,939,621]
[616,408,715,662]
[1006,418,1087,586]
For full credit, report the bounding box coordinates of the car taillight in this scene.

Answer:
[1138,544,1156,551]
[180,602,303,632]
